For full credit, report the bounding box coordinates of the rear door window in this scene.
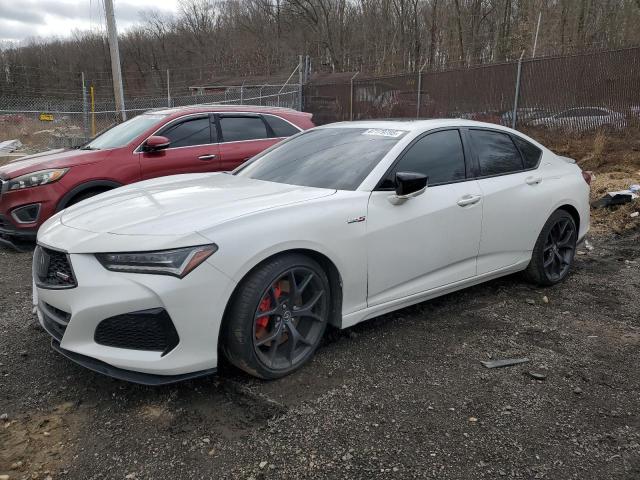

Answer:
[160,116,211,148]
[470,129,524,176]
[220,116,268,142]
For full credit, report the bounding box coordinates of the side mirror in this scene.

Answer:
[388,171,428,205]
[143,135,170,152]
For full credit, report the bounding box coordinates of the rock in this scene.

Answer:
[208,449,216,456]
[527,371,547,381]
[0,475,9,480]
[0,413,8,420]
[125,474,136,479]
[342,453,353,461]
[259,461,268,469]
[10,461,23,469]
[573,387,583,395]
[468,417,478,422]
[542,296,549,304]
[525,298,535,305]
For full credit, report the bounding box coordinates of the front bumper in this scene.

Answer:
[50,339,216,385]
[0,181,67,249]
[35,250,237,383]
[0,214,37,250]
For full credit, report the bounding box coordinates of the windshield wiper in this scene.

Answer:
[80,145,99,150]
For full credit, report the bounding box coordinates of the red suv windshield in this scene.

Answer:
[83,113,168,150]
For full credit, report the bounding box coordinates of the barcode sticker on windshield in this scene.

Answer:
[362,128,405,138]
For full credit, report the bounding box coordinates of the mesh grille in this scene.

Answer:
[34,246,77,288]
[94,309,179,354]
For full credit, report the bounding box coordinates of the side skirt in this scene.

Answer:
[340,260,529,329]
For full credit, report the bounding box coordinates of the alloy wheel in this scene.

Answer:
[252,267,328,371]
[542,217,576,282]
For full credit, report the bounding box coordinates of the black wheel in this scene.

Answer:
[525,210,577,286]
[221,254,330,379]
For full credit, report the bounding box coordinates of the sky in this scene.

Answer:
[0,0,179,44]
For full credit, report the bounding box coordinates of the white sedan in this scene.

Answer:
[33,119,590,384]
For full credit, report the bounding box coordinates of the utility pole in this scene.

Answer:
[298,54,304,111]
[167,69,171,107]
[103,0,126,121]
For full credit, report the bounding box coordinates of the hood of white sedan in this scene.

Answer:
[59,173,335,236]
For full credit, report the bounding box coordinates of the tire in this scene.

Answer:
[220,253,331,379]
[524,209,578,286]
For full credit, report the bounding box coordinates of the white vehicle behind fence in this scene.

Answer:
[530,107,626,132]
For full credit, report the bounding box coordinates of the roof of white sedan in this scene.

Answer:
[320,118,511,132]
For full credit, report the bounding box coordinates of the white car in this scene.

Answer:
[33,119,590,384]
[530,107,626,131]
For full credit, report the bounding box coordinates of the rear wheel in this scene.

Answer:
[221,254,330,379]
[525,210,577,286]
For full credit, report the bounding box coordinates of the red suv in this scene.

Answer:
[0,106,314,249]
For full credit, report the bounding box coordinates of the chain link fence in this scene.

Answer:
[304,47,640,133]
[2,47,638,152]
[0,84,301,149]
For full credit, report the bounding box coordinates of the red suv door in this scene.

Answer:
[216,114,281,171]
[140,114,221,180]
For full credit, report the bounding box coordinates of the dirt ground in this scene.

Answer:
[1,127,639,479]
[0,230,639,479]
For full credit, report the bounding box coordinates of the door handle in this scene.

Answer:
[525,176,543,185]
[198,154,217,161]
[457,194,482,207]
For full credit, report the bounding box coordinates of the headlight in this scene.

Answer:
[7,168,69,191]
[95,244,218,278]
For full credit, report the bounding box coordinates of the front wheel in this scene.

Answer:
[525,210,577,286]
[221,254,330,379]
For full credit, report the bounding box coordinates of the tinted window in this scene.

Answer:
[392,130,466,185]
[264,115,300,137]
[236,128,407,190]
[513,136,542,169]
[220,116,268,142]
[470,130,523,176]
[161,117,211,148]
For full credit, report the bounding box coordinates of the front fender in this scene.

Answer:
[200,191,370,317]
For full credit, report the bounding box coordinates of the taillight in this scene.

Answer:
[582,171,593,186]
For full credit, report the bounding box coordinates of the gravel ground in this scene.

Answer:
[1,228,639,480]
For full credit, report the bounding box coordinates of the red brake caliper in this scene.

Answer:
[256,284,282,330]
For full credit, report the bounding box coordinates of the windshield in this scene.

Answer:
[235,127,407,190]
[83,114,168,150]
